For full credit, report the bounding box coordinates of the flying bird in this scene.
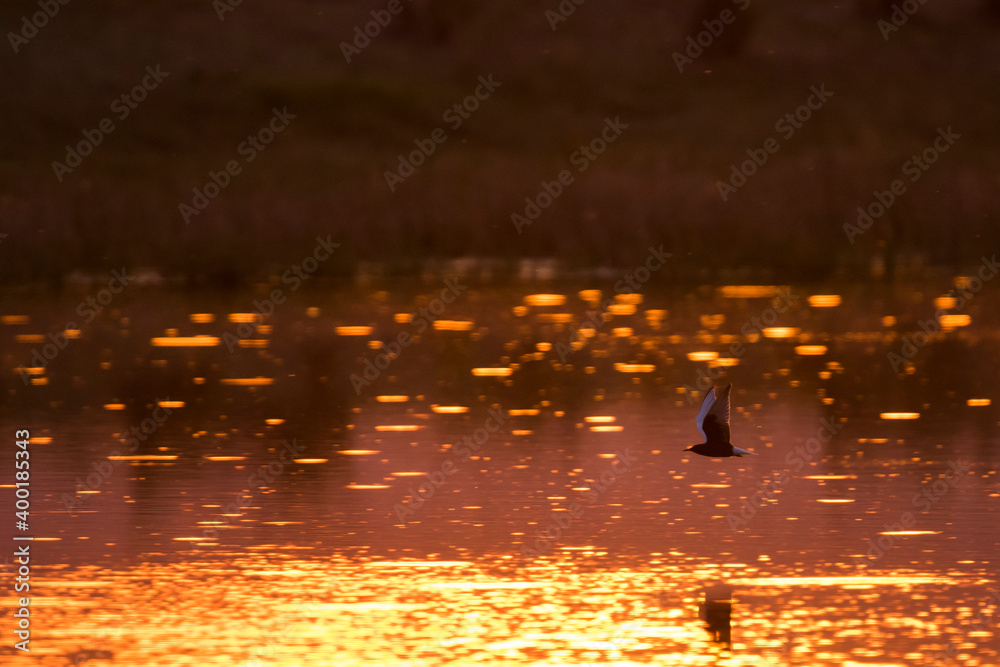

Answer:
[684,384,757,458]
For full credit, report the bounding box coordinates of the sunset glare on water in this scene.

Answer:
[3,1,1000,664]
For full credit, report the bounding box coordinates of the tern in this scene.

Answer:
[684,384,757,458]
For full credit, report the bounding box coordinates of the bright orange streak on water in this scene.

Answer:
[645,309,667,322]
[433,320,474,331]
[107,455,178,461]
[471,368,513,377]
[228,313,261,323]
[762,327,801,339]
[151,336,220,347]
[940,314,971,329]
[524,294,566,306]
[808,294,842,307]
[614,363,655,373]
[336,326,373,336]
[934,296,957,309]
[718,285,779,298]
[615,293,642,305]
[731,575,956,586]
[432,405,469,414]
[608,304,636,315]
[880,412,920,420]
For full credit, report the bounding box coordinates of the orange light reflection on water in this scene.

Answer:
[150,335,220,347]
[29,557,990,666]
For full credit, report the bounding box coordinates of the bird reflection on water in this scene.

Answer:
[699,583,733,651]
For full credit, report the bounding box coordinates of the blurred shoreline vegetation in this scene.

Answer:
[1,0,998,289]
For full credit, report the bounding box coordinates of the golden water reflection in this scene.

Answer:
[22,556,996,666]
[4,280,1000,665]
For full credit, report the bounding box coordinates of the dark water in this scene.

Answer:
[1,281,998,665]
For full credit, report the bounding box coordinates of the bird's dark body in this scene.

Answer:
[686,442,738,458]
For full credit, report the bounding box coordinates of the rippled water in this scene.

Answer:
[1,282,998,665]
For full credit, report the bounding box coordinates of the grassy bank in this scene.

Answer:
[1,0,998,287]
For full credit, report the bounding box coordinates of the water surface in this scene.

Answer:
[1,282,998,665]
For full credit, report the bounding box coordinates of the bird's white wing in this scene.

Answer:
[708,384,731,428]
[695,386,717,440]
